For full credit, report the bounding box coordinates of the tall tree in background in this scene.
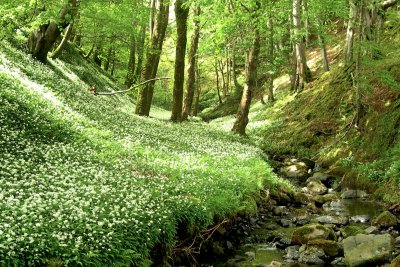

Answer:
[125,33,136,88]
[182,6,201,121]
[232,1,261,135]
[292,0,312,92]
[170,0,190,122]
[136,0,170,116]
[27,0,79,63]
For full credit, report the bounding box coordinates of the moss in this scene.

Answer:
[307,239,343,257]
[371,211,398,228]
[391,255,400,267]
[342,226,366,238]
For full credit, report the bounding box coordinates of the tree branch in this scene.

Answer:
[379,0,398,9]
[95,77,171,96]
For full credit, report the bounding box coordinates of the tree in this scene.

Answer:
[182,6,201,121]
[27,0,79,63]
[232,1,261,136]
[135,0,170,116]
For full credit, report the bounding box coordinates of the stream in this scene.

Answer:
[198,157,400,267]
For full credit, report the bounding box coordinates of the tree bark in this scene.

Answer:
[215,60,223,104]
[267,8,275,102]
[344,0,357,64]
[170,0,189,122]
[292,0,312,92]
[93,43,102,66]
[191,59,201,116]
[232,5,261,136]
[49,23,73,60]
[125,34,136,88]
[27,0,78,63]
[103,46,113,72]
[219,59,227,97]
[134,24,147,84]
[135,0,170,116]
[319,33,330,72]
[182,6,201,121]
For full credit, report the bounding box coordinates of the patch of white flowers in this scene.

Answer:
[0,43,278,265]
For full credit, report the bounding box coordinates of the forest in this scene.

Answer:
[0,0,400,266]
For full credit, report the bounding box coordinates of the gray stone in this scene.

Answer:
[280,162,309,180]
[292,224,336,245]
[341,189,368,199]
[284,245,300,260]
[244,251,255,261]
[307,172,330,183]
[395,236,400,248]
[267,261,282,267]
[317,215,349,226]
[307,180,328,195]
[279,219,293,228]
[307,239,343,257]
[350,215,371,223]
[273,206,289,216]
[331,257,346,266]
[323,200,345,214]
[299,247,326,265]
[365,226,379,234]
[343,234,394,267]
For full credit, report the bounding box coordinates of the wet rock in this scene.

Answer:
[280,162,309,180]
[350,215,371,223]
[295,215,311,226]
[391,255,400,267]
[331,257,346,266]
[284,245,300,260]
[278,219,293,228]
[291,224,336,245]
[267,261,282,267]
[226,240,233,250]
[276,237,292,249]
[307,239,343,257]
[307,180,328,195]
[314,193,338,205]
[342,225,366,238]
[307,172,330,183]
[371,211,398,229]
[323,200,345,214]
[293,192,312,205]
[343,234,394,267]
[299,246,327,265]
[244,251,255,261]
[273,206,290,216]
[265,222,279,230]
[316,215,349,226]
[365,226,379,234]
[395,236,400,248]
[341,189,367,199]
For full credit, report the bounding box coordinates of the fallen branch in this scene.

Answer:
[95,77,171,96]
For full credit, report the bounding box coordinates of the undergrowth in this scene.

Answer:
[0,42,284,266]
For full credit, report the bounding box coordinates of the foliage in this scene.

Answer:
[0,42,282,265]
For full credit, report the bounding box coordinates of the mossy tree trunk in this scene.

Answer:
[182,6,201,121]
[232,10,261,136]
[170,0,189,122]
[27,0,78,63]
[125,34,136,88]
[135,0,170,116]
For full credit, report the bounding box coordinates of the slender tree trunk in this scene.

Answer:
[27,0,78,63]
[344,0,357,64]
[319,33,330,71]
[103,46,113,72]
[135,0,170,116]
[49,23,73,59]
[226,49,231,95]
[303,0,310,47]
[191,58,201,116]
[232,8,261,135]
[182,6,201,121]
[170,0,189,122]
[134,24,147,83]
[267,8,275,102]
[93,43,102,66]
[111,49,116,76]
[215,61,223,104]
[292,0,311,92]
[125,34,136,88]
[232,42,240,93]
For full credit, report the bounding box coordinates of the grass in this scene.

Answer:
[0,42,285,266]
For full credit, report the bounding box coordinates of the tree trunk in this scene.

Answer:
[182,6,201,121]
[219,59,227,97]
[134,24,147,84]
[293,0,312,92]
[303,0,310,47]
[232,11,261,136]
[93,43,102,66]
[49,23,73,60]
[27,0,78,63]
[135,0,170,116]
[232,42,240,93]
[267,8,275,102]
[125,34,136,88]
[170,0,189,122]
[103,46,113,72]
[344,0,357,64]
[215,61,223,104]
[319,33,330,72]
[191,58,201,116]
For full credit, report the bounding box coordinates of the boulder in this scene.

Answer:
[307,180,328,195]
[307,239,343,257]
[341,189,367,199]
[350,215,371,223]
[284,245,300,260]
[395,236,400,248]
[299,246,327,265]
[371,211,398,228]
[343,234,394,267]
[292,224,336,245]
[314,193,338,205]
[391,255,400,267]
[317,215,349,226]
[342,225,366,238]
[365,226,379,235]
[280,163,309,180]
[293,192,312,205]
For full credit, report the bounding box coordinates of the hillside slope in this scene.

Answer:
[0,43,284,266]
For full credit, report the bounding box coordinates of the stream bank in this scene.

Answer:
[194,156,400,267]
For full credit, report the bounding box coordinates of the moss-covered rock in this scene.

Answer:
[391,255,400,267]
[371,211,398,228]
[342,225,366,238]
[307,239,343,257]
[291,224,336,245]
